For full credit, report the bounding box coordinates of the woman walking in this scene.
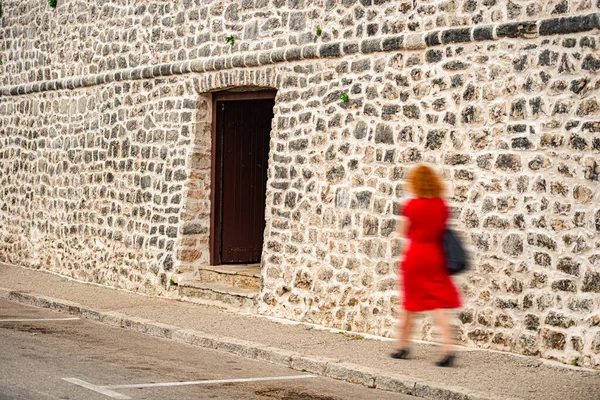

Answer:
[391,165,462,367]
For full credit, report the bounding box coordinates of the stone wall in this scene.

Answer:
[0,75,199,291]
[0,0,599,367]
[258,30,600,368]
[2,0,597,86]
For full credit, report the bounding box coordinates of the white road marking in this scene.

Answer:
[106,374,317,389]
[62,378,131,400]
[0,318,80,322]
[63,374,316,398]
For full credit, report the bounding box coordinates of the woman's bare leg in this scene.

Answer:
[434,308,454,354]
[398,310,414,349]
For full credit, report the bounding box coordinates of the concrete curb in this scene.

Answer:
[0,288,517,400]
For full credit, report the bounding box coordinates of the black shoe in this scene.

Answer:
[390,348,410,359]
[435,353,455,367]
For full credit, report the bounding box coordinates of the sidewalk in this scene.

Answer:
[0,263,598,400]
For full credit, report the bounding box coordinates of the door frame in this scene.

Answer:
[210,90,277,266]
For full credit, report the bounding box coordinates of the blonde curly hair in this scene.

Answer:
[407,165,445,199]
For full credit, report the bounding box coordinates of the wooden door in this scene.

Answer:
[212,94,274,265]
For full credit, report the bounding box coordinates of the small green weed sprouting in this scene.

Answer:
[571,360,579,366]
[316,27,322,37]
[0,60,3,66]
[49,0,57,8]
[339,93,350,103]
[225,35,235,46]
[170,278,178,286]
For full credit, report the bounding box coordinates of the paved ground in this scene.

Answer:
[0,299,412,400]
[1,263,599,400]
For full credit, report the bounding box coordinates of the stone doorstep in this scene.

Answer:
[199,264,261,278]
[178,281,258,311]
[193,264,261,290]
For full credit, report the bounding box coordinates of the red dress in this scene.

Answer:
[401,198,462,312]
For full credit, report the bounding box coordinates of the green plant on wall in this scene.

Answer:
[316,27,322,37]
[0,1,61,18]
[0,0,56,22]
[339,93,350,103]
[225,35,235,46]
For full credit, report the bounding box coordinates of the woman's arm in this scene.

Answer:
[397,217,409,237]
[397,200,411,238]
[398,203,411,262]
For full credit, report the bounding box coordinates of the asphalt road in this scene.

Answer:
[0,298,413,400]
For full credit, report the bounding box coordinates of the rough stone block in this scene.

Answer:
[582,54,600,71]
[496,21,537,38]
[556,258,580,276]
[319,43,342,58]
[290,355,333,375]
[502,234,523,256]
[539,14,599,36]
[473,25,494,41]
[525,314,540,330]
[404,34,425,50]
[495,154,522,172]
[232,55,245,68]
[545,312,575,329]
[441,27,471,44]
[253,346,294,367]
[582,272,600,293]
[375,374,417,394]
[382,35,404,51]
[301,45,317,59]
[542,329,566,350]
[324,363,376,387]
[342,41,359,55]
[360,38,381,54]
[424,31,441,46]
[271,49,285,63]
[285,47,301,62]
[551,279,577,292]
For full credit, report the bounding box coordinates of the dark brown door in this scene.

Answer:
[214,97,273,264]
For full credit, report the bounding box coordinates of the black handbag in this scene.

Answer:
[443,229,468,275]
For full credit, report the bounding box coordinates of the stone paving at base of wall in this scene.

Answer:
[1,263,598,400]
